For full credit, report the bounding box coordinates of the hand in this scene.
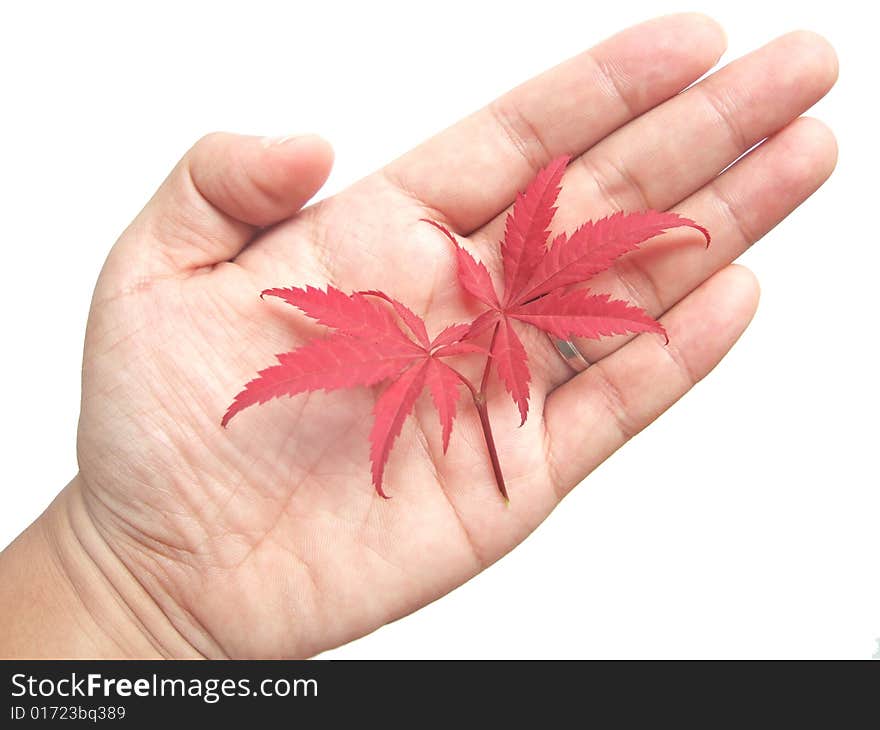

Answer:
[0,14,837,658]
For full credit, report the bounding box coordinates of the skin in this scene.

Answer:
[0,14,838,658]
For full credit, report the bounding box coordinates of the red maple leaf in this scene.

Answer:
[224,157,710,501]
[222,286,480,498]
[423,155,710,425]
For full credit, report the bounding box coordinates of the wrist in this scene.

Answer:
[0,475,201,658]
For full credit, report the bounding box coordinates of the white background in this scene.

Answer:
[0,0,875,658]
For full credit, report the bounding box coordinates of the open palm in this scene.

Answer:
[72,16,837,658]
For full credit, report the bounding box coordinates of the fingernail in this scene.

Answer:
[260,134,306,148]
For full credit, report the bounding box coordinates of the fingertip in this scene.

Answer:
[189,131,334,229]
[782,30,839,86]
[684,12,728,55]
[765,116,839,196]
[789,116,839,178]
[716,264,761,323]
[263,132,335,176]
[248,133,334,224]
[651,12,728,61]
[770,31,839,103]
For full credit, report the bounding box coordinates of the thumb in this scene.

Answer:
[111,132,334,278]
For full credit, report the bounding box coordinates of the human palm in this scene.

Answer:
[72,16,837,658]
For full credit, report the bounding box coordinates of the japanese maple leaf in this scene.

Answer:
[424,155,710,423]
[224,159,710,502]
[222,286,480,497]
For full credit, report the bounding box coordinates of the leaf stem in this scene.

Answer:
[450,323,508,500]
[480,323,499,393]
[472,390,508,502]
[476,323,508,500]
